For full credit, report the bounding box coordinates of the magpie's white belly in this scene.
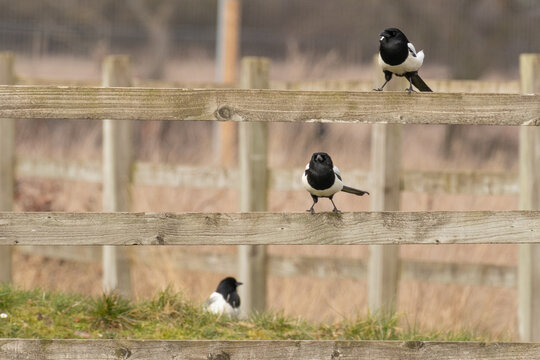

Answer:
[379,50,424,75]
[203,292,239,317]
[302,173,343,197]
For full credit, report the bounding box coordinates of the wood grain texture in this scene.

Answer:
[1,211,539,246]
[17,246,516,288]
[0,86,538,125]
[1,339,540,360]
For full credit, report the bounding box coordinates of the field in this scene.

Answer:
[8,53,520,339]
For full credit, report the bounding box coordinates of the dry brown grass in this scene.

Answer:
[10,53,520,339]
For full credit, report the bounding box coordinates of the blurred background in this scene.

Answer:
[1,0,539,340]
[1,0,539,80]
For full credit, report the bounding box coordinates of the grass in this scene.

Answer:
[0,284,491,341]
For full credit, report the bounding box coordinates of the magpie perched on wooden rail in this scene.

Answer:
[375,27,432,92]
[203,277,242,318]
[302,152,369,214]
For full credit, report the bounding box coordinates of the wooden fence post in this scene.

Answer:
[214,0,241,166]
[518,53,540,341]
[238,57,269,316]
[0,52,14,283]
[367,55,406,314]
[102,55,133,297]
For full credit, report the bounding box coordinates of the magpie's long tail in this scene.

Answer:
[342,185,369,196]
[411,73,432,92]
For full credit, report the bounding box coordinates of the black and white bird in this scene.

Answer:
[203,277,242,318]
[302,152,369,214]
[375,27,432,92]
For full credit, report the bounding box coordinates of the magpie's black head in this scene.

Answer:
[379,28,408,43]
[310,152,334,168]
[216,277,242,308]
[216,277,242,296]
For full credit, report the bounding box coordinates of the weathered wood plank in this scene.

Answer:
[238,57,270,315]
[1,339,540,360]
[518,53,540,341]
[0,52,15,283]
[0,86,538,125]
[1,211,539,246]
[368,62,404,314]
[101,55,133,298]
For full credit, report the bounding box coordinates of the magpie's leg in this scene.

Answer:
[307,195,318,214]
[329,196,340,213]
[405,73,416,93]
[374,71,393,91]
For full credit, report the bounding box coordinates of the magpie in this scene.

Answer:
[302,152,369,214]
[375,27,432,92]
[203,277,242,318]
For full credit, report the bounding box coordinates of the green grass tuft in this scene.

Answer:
[0,284,497,341]
[89,293,135,331]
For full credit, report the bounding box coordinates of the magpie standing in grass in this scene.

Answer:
[375,27,432,92]
[302,152,369,214]
[203,277,242,318]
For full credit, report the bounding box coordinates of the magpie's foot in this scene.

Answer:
[306,208,315,215]
[405,87,416,93]
[332,208,341,213]
[373,88,383,91]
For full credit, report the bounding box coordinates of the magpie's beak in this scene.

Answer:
[315,154,323,162]
[236,282,243,286]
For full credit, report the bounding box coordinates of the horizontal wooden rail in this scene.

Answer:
[1,211,538,245]
[15,157,518,195]
[0,339,539,359]
[0,86,538,125]
[18,246,516,288]
[17,76,520,93]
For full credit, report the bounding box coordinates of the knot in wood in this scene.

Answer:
[331,349,341,358]
[207,351,230,360]
[115,346,132,359]
[404,340,424,350]
[216,106,232,120]
[155,234,165,245]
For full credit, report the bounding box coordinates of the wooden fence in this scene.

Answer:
[2,339,540,360]
[0,52,539,352]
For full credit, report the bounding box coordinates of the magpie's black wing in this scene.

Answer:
[411,73,432,92]
[333,166,342,181]
[227,292,241,308]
